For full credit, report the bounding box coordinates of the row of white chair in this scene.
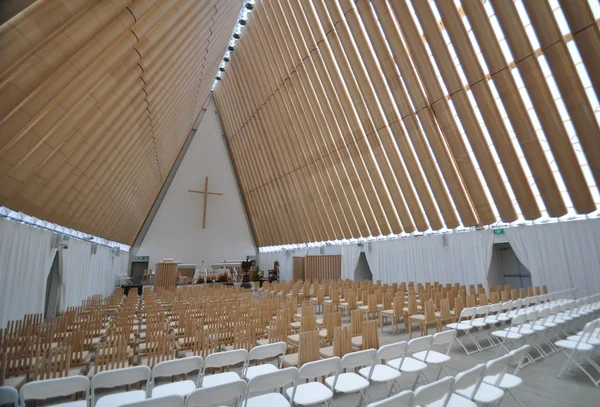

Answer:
[368,345,531,407]
[0,330,458,407]
[447,290,595,358]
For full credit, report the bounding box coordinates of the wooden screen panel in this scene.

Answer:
[304,255,341,281]
[293,257,306,282]
[154,263,178,290]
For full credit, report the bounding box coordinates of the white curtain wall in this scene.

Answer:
[341,244,362,279]
[0,218,126,328]
[364,231,494,285]
[0,218,57,329]
[506,219,600,297]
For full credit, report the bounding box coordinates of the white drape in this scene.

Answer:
[0,218,127,328]
[341,244,362,279]
[364,231,494,285]
[506,219,600,296]
[487,246,504,288]
[0,218,57,329]
[61,241,121,309]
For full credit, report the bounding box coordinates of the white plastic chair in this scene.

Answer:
[556,319,600,386]
[243,366,298,407]
[325,349,375,406]
[286,357,340,406]
[446,363,485,407]
[491,313,527,356]
[456,354,510,405]
[0,386,18,407]
[413,330,456,380]
[20,376,89,407]
[446,307,480,355]
[243,342,286,381]
[198,349,247,388]
[186,380,247,407]
[91,365,151,407]
[359,342,404,396]
[386,335,432,389]
[413,376,454,406]
[365,390,413,407]
[122,395,184,407]
[470,305,496,350]
[483,345,531,407]
[150,356,203,398]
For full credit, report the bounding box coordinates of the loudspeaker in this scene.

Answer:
[91,243,98,255]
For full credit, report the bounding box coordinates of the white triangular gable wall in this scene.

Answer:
[138,97,256,270]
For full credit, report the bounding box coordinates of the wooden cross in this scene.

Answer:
[188,176,223,229]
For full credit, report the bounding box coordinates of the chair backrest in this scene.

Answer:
[0,386,18,407]
[297,357,340,381]
[20,376,89,405]
[245,367,298,405]
[484,354,511,385]
[407,335,433,354]
[508,345,531,373]
[298,330,321,367]
[123,395,184,407]
[475,305,489,318]
[453,363,485,399]
[508,314,527,332]
[333,326,353,358]
[91,366,151,406]
[203,348,248,370]
[152,356,203,382]
[365,390,414,407]
[247,342,286,365]
[432,330,456,348]
[185,380,246,407]
[351,309,365,336]
[340,348,376,371]
[413,376,454,406]
[458,307,476,321]
[372,341,407,375]
[362,320,379,350]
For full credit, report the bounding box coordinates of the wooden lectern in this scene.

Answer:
[155,262,178,289]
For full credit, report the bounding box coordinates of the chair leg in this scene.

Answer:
[507,389,525,407]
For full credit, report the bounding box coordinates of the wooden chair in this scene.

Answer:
[519,288,527,299]
[403,293,420,333]
[320,326,353,358]
[338,290,357,322]
[408,300,438,338]
[511,289,518,300]
[287,316,316,349]
[435,298,456,331]
[177,326,205,358]
[88,341,129,378]
[350,309,365,350]
[32,346,73,381]
[320,312,342,345]
[282,330,320,368]
[361,320,379,350]
[380,295,404,334]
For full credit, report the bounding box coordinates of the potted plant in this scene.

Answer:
[252,269,262,281]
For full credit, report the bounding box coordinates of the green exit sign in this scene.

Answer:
[493,229,505,235]
[137,256,144,260]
